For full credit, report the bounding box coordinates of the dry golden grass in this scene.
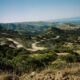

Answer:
[0,63,80,80]
[20,63,80,80]
[0,73,19,80]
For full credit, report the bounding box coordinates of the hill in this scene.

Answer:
[0,19,80,80]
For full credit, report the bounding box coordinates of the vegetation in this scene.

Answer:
[0,21,80,79]
[60,52,80,63]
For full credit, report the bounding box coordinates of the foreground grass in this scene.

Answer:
[0,63,80,80]
[20,63,80,80]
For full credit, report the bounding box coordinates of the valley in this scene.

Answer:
[0,20,80,80]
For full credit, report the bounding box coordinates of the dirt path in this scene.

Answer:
[6,36,60,51]
[27,42,46,51]
[7,38,24,48]
[57,53,69,56]
[6,38,46,51]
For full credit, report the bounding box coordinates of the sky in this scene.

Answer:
[0,0,80,23]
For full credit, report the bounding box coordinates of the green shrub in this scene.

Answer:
[60,52,80,63]
[11,51,57,73]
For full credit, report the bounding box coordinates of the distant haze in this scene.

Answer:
[0,0,80,23]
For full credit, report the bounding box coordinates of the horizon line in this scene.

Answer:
[0,16,80,24]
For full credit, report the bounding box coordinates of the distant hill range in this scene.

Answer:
[0,17,80,37]
[51,17,80,23]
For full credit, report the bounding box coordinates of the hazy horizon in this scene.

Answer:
[0,0,80,23]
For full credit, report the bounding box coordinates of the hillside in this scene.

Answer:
[0,22,59,37]
[0,21,80,80]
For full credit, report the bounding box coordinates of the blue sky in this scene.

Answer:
[0,0,80,23]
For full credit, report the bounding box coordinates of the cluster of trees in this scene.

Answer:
[0,44,58,74]
[0,44,30,74]
[0,43,80,75]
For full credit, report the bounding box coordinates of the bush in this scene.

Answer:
[0,44,58,74]
[60,52,80,63]
[11,51,58,73]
